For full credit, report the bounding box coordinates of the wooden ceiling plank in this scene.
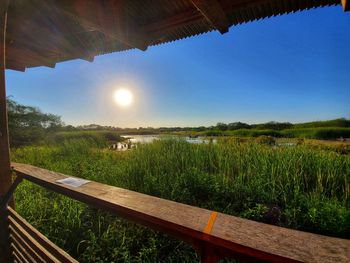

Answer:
[190,0,230,34]
[143,9,202,34]
[5,0,344,70]
[58,0,148,51]
[7,7,92,65]
[144,1,264,38]
[6,45,56,68]
[6,62,25,72]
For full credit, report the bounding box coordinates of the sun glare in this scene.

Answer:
[114,88,133,107]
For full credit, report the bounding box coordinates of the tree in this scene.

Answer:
[7,97,63,146]
[227,122,251,130]
[255,121,292,130]
[216,122,228,131]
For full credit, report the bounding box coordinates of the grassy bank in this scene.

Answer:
[198,127,350,140]
[45,130,124,146]
[12,138,350,262]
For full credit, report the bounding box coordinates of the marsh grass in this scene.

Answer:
[200,127,350,140]
[12,138,350,262]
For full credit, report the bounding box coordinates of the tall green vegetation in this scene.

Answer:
[201,127,350,140]
[7,98,350,261]
[7,97,63,147]
[12,139,350,262]
[7,98,350,142]
[7,98,123,147]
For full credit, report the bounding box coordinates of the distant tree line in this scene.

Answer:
[7,98,350,146]
[71,119,350,133]
[7,97,63,146]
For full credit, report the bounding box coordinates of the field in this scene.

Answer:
[12,137,350,262]
[197,127,350,140]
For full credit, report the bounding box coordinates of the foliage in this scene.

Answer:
[293,118,350,129]
[255,135,276,145]
[253,121,293,130]
[203,127,350,140]
[7,97,349,144]
[227,122,251,130]
[46,131,123,146]
[12,139,350,262]
[226,129,282,138]
[281,127,350,140]
[216,122,228,131]
[7,97,63,147]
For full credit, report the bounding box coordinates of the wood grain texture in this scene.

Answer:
[12,162,350,263]
[9,218,74,263]
[0,4,12,262]
[11,242,33,263]
[190,0,230,33]
[5,0,342,71]
[8,207,78,263]
[9,228,45,263]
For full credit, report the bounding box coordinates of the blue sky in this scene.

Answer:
[6,6,350,127]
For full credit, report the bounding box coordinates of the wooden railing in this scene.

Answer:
[4,162,350,263]
[7,207,78,263]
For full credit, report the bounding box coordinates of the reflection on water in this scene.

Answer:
[110,135,216,151]
[122,135,216,144]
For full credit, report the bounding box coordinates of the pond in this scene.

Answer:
[109,135,216,151]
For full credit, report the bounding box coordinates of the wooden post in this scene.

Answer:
[342,0,349,11]
[0,2,12,262]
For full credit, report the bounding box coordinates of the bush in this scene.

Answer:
[281,128,350,140]
[255,135,276,145]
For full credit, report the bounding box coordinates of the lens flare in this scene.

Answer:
[114,89,133,107]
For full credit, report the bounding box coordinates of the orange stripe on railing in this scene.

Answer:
[203,212,218,234]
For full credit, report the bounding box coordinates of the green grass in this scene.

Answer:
[12,138,350,262]
[199,127,350,140]
[281,127,350,139]
[46,130,123,146]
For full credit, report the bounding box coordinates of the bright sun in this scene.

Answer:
[114,88,133,107]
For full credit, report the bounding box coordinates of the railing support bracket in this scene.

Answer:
[0,175,23,212]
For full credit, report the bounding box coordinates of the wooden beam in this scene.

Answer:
[57,0,148,51]
[6,45,57,69]
[6,61,25,72]
[142,9,202,35]
[6,0,95,66]
[146,0,334,41]
[190,0,230,34]
[342,0,349,11]
[7,38,94,66]
[0,2,12,263]
[8,208,78,263]
[12,163,350,263]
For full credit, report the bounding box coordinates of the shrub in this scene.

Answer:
[255,135,276,145]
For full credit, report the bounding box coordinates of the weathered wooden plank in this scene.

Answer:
[10,238,37,263]
[5,60,26,72]
[12,162,350,263]
[9,218,61,263]
[11,242,31,263]
[0,2,12,262]
[9,228,45,263]
[5,0,343,71]
[11,252,22,263]
[8,207,78,263]
[56,0,148,51]
[190,0,230,33]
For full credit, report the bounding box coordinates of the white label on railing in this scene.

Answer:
[56,177,91,188]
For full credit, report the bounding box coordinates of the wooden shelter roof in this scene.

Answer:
[5,0,347,72]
